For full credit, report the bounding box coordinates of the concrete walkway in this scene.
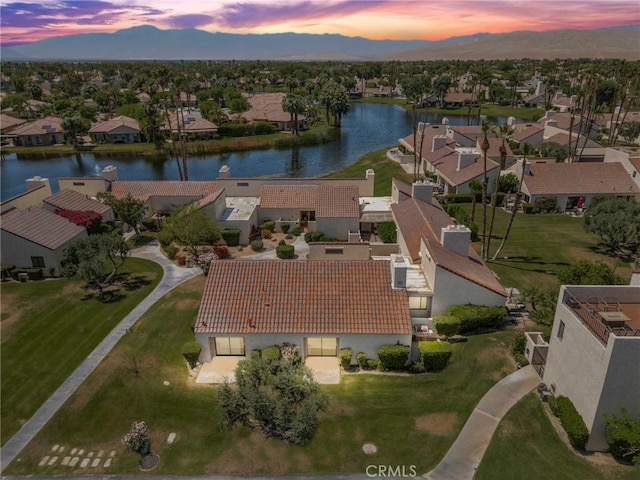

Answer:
[0,242,201,472]
[424,365,540,480]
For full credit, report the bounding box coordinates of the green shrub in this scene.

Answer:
[523,202,535,214]
[535,196,558,213]
[366,359,379,370]
[182,341,201,369]
[163,244,179,260]
[157,231,173,247]
[279,240,286,246]
[250,240,264,251]
[221,229,241,246]
[377,221,397,243]
[552,395,589,450]
[408,362,426,374]
[604,409,640,464]
[447,305,506,333]
[419,341,453,372]
[111,227,123,237]
[250,349,261,360]
[356,352,367,370]
[141,217,157,232]
[514,352,529,367]
[261,228,272,239]
[1,265,16,280]
[262,345,281,363]
[377,344,410,371]
[260,220,276,232]
[276,244,295,259]
[280,223,290,234]
[339,348,353,370]
[305,231,325,243]
[291,227,300,236]
[12,268,43,281]
[434,316,461,336]
[511,331,527,355]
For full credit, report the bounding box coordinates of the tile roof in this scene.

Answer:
[524,162,639,196]
[165,114,218,133]
[196,190,225,209]
[43,189,112,216]
[392,177,413,197]
[424,146,500,187]
[9,116,63,136]
[260,185,360,218]
[194,260,411,335]
[110,181,218,202]
[0,113,27,131]
[0,207,85,250]
[511,125,544,142]
[88,115,140,133]
[243,93,305,123]
[391,197,506,296]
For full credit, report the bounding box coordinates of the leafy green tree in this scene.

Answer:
[62,114,90,146]
[218,353,329,445]
[521,286,558,326]
[604,409,640,465]
[98,193,146,237]
[557,260,625,285]
[498,173,519,193]
[318,80,350,127]
[619,121,640,145]
[163,205,221,258]
[538,141,570,162]
[61,234,129,292]
[432,75,452,107]
[584,198,640,259]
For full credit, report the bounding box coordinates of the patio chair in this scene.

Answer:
[604,297,620,311]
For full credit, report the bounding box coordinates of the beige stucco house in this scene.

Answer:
[9,116,64,146]
[88,115,141,144]
[542,284,640,451]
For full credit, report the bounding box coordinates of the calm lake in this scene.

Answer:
[1,103,507,201]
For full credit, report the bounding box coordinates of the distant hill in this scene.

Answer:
[1,24,638,61]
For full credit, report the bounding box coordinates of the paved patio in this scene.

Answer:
[196,356,245,384]
[305,357,341,384]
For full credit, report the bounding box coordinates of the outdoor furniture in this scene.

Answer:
[603,297,620,311]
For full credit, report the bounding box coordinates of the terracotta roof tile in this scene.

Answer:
[44,189,112,216]
[9,116,63,136]
[524,162,639,196]
[88,115,139,133]
[195,260,411,335]
[0,207,86,250]
[260,185,360,218]
[110,181,218,202]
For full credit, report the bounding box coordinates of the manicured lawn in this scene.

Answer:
[458,205,632,291]
[476,393,640,480]
[4,275,516,475]
[0,257,162,445]
[324,146,413,195]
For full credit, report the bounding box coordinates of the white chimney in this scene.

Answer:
[102,165,118,182]
[26,176,51,193]
[390,254,407,289]
[411,179,434,204]
[432,135,448,152]
[218,165,231,179]
[440,225,471,257]
[457,152,477,171]
[507,116,516,126]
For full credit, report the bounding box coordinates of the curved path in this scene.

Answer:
[424,365,540,480]
[0,242,201,472]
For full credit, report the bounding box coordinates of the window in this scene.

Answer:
[557,320,565,340]
[325,248,343,255]
[31,256,45,268]
[214,337,245,356]
[236,182,249,187]
[306,337,338,356]
[409,296,428,310]
[72,182,85,186]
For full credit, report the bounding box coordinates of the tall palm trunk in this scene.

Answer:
[179,106,189,180]
[163,94,183,181]
[493,157,527,260]
[480,134,489,260]
[486,138,508,257]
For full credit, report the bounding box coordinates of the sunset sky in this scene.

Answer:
[1,0,639,46]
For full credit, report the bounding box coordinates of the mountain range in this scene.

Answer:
[1,25,638,61]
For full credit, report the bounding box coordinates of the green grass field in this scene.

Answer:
[0,258,162,445]
[476,393,640,480]
[4,275,515,475]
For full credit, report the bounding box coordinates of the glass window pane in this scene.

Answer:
[307,338,323,356]
[322,338,337,356]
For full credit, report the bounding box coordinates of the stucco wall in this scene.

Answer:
[309,243,371,260]
[1,184,52,213]
[215,174,375,197]
[317,217,359,241]
[58,178,109,197]
[429,266,505,315]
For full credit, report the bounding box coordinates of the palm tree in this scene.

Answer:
[62,114,88,146]
[486,124,514,258]
[468,179,482,224]
[281,93,306,135]
[480,119,491,259]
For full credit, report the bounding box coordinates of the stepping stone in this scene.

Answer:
[39,456,49,467]
[58,446,65,453]
[48,456,59,465]
[91,458,100,467]
[71,448,78,455]
[362,443,377,455]
[88,451,94,457]
[110,450,116,457]
[61,457,71,466]
[51,445,59,452]
[167,432,176,444]
[163,380,170,386]
[78,449,84,456]
[98,449,105,457]
[69,457,80,467]
[104,458,112,467]
[80,458,90,468]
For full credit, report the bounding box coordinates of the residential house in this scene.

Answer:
[0,206,87,276]
[88,115,141,144]
[550,92,578,113]
[242,93,306,132]
[603,148,640,189]
[541,284,640,451]
[164,112,218,140]
[9,116,64,146]
[0,113,27,136]
[511,124,545,149]
[0,177,53,214]
[43,188,115,222]
[519,161,640,212]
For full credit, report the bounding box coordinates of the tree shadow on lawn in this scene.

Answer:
[78,273,151,303]
[588,244,636,264]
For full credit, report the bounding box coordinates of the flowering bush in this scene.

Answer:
[280,342,300,360]
[197,252,218,274]
[121,421,149,454]
[55,209,102,234]
[213,245,230,259]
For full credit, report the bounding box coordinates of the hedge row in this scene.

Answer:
[339,348,353,370]
[418,341,453,371]
[276,244,295,259]
[377,344,410,371]
[549,395,589,450]
[221,229,241,246]
[442,193,506,204]
[217,121,278,137]
[434,316,461,337]
[304,231,339,243]
[447,305,506,333]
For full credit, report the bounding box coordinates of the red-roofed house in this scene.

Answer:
[88,115,141,144]
[243,93,306,132]
[0,207,87,276]
[43,189,115,222]
[10,116,64,146]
